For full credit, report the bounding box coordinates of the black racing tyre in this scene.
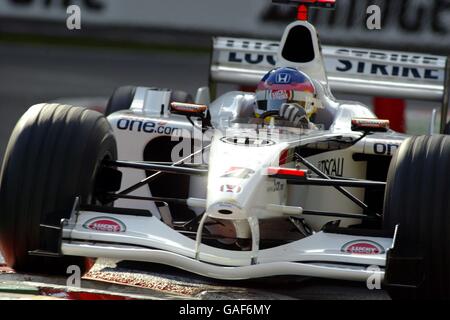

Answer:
[0,104,117,274]
[171,90,194,104]
[444,122,450,135]
[105,86,194,116]
[105,85,137,116]
[383,135,450,299]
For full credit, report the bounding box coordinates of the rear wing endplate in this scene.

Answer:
[210,37,450,132]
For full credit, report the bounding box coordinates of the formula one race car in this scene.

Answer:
[1,0,450,300]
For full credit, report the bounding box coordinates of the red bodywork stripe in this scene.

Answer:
[268,167,307,177]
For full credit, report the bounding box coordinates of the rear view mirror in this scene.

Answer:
[351,118,390,133]
[170,102,208,116]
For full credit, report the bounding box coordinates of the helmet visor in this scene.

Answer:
[256,90,293,112]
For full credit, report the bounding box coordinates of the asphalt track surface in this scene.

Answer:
[0,41,392,300]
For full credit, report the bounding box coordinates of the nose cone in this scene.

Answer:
[207,167,258,220]
[206,132,286,220]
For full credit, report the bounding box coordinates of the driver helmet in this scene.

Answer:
[255,67,321,121]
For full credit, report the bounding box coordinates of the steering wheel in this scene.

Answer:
[259,110,280,121]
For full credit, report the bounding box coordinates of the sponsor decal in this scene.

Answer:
[341,240,385,255]
[373,142,400,156]
[267,179,284,192]
[116,118,180,135]
[7,0,104,11]
[333,48,442,66]
[220,184,242,193]
[221,136,276,147]
[270,90,292,100]
[318,157,344,177]
[228,52,277,66]
[221,38,445,82]
[333,59,441,81]
[83,217,126,233]
[221,167,255,179]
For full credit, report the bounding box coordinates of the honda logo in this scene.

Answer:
[220,184,242,193]
[275,73,291,84]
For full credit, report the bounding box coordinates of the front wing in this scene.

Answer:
[61,205,392,282]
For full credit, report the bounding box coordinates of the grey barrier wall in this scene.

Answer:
[0,0,449,53]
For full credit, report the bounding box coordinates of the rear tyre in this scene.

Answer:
[105,86,194,116]
[171,90,194,104]
[105,86,137,116]
[444,121,450,135]
[0,104,117,274]
[383,135,450,299]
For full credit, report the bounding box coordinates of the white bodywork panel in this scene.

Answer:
[290,149,367,230]
[276,21,328,84]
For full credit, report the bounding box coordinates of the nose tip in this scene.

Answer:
[207,202,245,220]
[218,209,233,215]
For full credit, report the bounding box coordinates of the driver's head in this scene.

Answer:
[255,67,320,120]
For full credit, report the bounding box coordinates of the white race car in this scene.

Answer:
[1,0,449,300]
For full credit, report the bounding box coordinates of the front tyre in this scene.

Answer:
[0,104,117,274]
[383,135,450,299]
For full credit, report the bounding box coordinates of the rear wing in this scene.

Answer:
[210,37,450,131]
